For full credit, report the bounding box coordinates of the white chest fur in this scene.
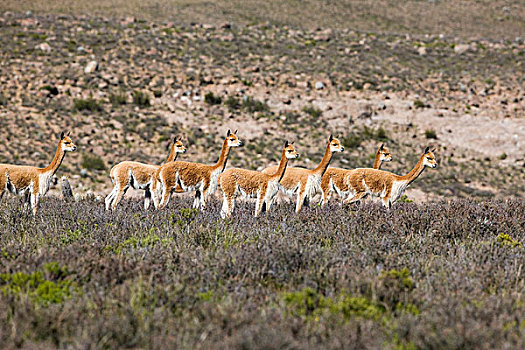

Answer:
[38,172,54,196]
[390,180,409,202]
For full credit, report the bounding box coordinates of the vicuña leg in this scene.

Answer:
[105,186,118,210]
[144,188,152,210]
[111,185,129,210]
[295,186,308,213]
[343,191,367,205]
[30,191,39,216]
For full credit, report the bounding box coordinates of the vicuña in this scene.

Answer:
[105,138,186,210]
[335,147,437,208]
[155,130,243,210]
[320,143,392,207]
[262,135,344,213]
[0,132,77,215]
[219,141,299,218]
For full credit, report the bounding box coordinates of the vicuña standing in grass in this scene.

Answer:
[219,141,299,218]
[156,130,243,210]
[320,143,392,207]
[105,138,186,211]
[0,132,77,215]
[338,147,437,208]
[262,135,344,213]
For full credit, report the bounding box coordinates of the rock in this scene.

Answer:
[282,98,291,105]
[76,46,86,53]
[84,61,98,74]
[417,46,427,56]
[60,176,74,201]
[378,102,386,110]
[37,43,51,53]
[454,44,470,55]
[80,169,88,177]
[314,81,325,90]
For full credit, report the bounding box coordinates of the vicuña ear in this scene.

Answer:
[380,143,384,150]
[67,131,71,136]
[329,134,333,141]
[60,131,65,140]
[284,140,289,147]
[431,148,436,152]
[234,129,238,134]
[226,129,231,137]
[424,146,430,154]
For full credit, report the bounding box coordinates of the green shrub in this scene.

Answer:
[496,233,521,248]
[425,129,438,139]
[132,90,150,107]
[0,263,75,306]
[283,288,386,321]
[109,91,127,106]
[302,105,323,118]
[81,154,106,170]
[225,96,240,110]
[242,96,269,113]
[414,100,426,109]
[73,98,103,112]
[204,92,222,105]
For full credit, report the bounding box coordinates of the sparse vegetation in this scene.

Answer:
[425,129,438,139]
[204,91,222,105]
[109,91,127,106]
[73,97,103,113]
[81,153,106,170]
[132,90,150,107]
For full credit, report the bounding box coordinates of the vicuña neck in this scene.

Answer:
[373,151,382,169]
[213,138,230,172]
[312,142,333,175]
[41,141,65,175]
[165,143,178,163]
[270,148,289,182]
[399,155,426,186]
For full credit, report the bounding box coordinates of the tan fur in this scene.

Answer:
[105,139,186,210]
[0,133,77,215]
[320,144,392,206]
[336,148,437,208]
[156,130,243,210]
[219,142,299,218]
[261,135,344,213]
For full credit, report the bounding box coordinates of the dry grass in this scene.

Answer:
[4,0,524,39]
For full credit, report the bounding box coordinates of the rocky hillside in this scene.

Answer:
[0,12,523,201]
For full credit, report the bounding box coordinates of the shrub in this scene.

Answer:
[73,98,103,112]
[425,129,438,139]
[242,96,269,113]
[81,154,106,170]
[302,105,323,118]
[132,90,150,107]
[204,92,222,105]
[225,96,240,110]
[109,91,127,106]
[496,233,521,248]
[0,92,7,106]
[414,99,426,109]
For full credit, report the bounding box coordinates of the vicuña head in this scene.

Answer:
[226,129,244,148]
[284,141,300,160]
[60,132,77,152]
[173,138,186,154]
[328,134,344,154]
[422,146,437,168]
[378,144,392,163]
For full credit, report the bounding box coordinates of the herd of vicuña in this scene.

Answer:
[0,130,438,215]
